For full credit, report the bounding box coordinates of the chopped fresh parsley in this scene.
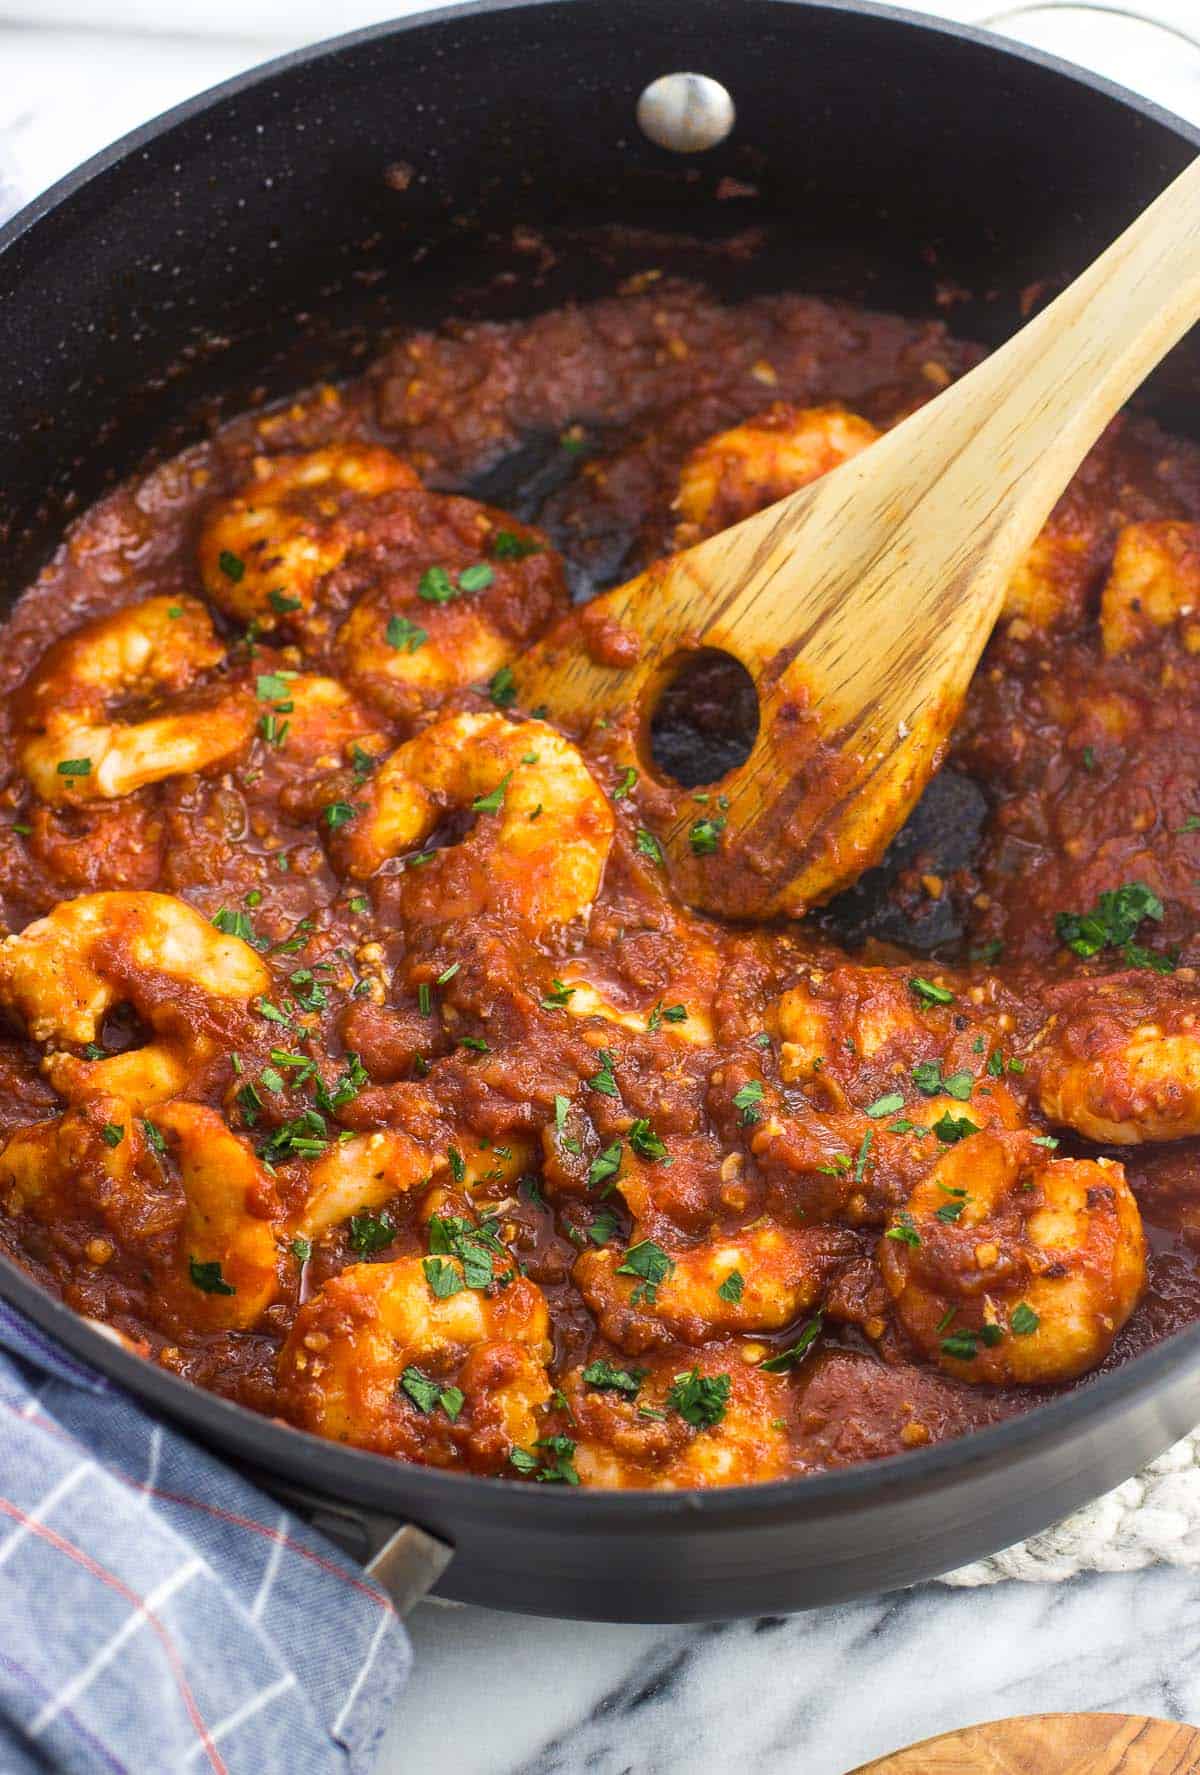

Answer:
[615,1239,674,1305]
[218,549,245,582]
[189,1257,235,1295]
[866,1091,904,1119]
[423,1256,464,1298]
[511,1435,580,1485]
[587,1208,619,1246]
[647,1000,687,1031]
[471,772,512,814]
[417,566,456,604]
[56,757,91,777]
[269,588,301,614]
[1055,880,1173,971]
[666,1368,730,1429]
[290,1237,312,1263]
[458,563,495,593]
[910,977,954,1005]
[689,817,725,856]
[885,1213,920,1247]
[1010,1302,1040,1336]
[427,1213,507,1291]
[582,1359,646,1397]
[488,665,517,708]
[587,1050,618,1096]
[587,1141,623,1191]
[540,979,576,1009]
[141,1120,168,1155]
[717,1268,745,1304]
[491,529,542,560]
[634,827,664,865]
[400,1365,464,1418]
[933,1111,979,1145]
[322,801,360,831]
[853,1130,873,1183]
[212,907,256,943]
[733,1079,764,1126]
[349,1210,396,1255]
[613,766,639,800]
[386,614,427,653]
[628,1119,668,1162]
[760,1314,823,1372]
[941,1324,1004,1360]
[934,1189,968,1222]
[100,1122,124,1149]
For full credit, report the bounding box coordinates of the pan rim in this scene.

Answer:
[2,0,1200,1532]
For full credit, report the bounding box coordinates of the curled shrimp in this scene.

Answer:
[0,1096,281,1332]
[198,444,420,628]
[333,500,566,720]
[878,1129,1145,1384]
[277,1255,552,1467]
[672,403,880,548]
[14,596,253,803]
[297,1128,434,1241]
[564,1356,793,1487]
[1032,979,1200,1144]
[0,890,269,1110]
[334,711,614,933]
[1100,521,1200,657]
[574,1218,856,1352]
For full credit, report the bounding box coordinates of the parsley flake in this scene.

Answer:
[189,1257,235,1295]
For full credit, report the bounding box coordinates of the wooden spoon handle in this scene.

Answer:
[516,158,1200,916]
[863,152,1200,607]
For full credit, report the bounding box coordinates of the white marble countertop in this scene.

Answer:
[4,3,1200,1770]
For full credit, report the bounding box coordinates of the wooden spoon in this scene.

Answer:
[515,157,1200,919]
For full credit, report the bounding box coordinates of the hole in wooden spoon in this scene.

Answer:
[647,648,759,788]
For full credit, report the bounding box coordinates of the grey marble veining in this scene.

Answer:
[383,1568,1200,1773]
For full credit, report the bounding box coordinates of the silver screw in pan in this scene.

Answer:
[636,73,736,153]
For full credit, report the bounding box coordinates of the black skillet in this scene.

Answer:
[3,0,1200,1623]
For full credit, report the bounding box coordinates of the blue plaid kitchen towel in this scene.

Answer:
[0,1300,410,1774]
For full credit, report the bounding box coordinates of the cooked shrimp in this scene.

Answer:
[277,1255,552,1466]
[254,672,382,769]
[198,444,420,627]
[566,1357,792,1487]
[335,711,613,931]
[333,502,564,719]
[297,1128,433,1240]
[574,1219,856,1351]
[672,403,879,547]
[15,596,253,803]
[149,1100,282,1330]
[0,1097,281,1332]
[879,1129,1145,1383]
[0,890,269,1109]
[1034,986,1200,1144]
[773,963,1003,1112]
[1100,521,1200,656]
[1003,513,1100,633]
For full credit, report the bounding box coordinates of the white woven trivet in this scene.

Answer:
[943,1432,1200,1585]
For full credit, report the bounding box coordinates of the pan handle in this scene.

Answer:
[979,2,1200,54]
[241,1466,455,1617]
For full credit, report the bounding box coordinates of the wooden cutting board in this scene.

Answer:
[849,1714,1200,1773]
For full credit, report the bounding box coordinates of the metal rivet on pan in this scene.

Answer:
[636,73,735,153]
